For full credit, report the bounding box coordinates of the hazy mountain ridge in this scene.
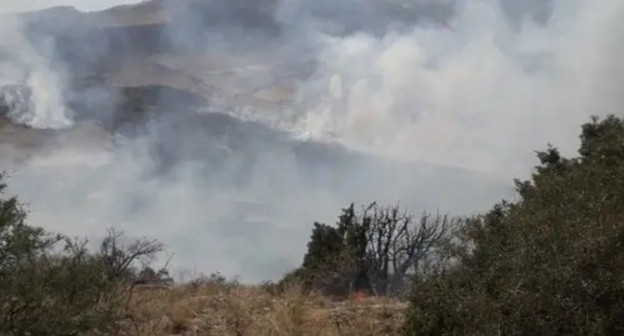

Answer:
[0,0,527,281]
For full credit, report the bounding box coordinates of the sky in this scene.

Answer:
[0,0,142,13]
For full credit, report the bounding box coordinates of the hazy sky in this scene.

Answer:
[0,0,142,13]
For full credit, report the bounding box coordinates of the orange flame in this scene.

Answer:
[354,291,368,301]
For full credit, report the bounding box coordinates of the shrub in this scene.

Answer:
[0,174,165,335]
[404,116,624,335]
[288,203,450,297]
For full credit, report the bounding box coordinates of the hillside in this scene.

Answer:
[3,115,624,335]
[1,1,624,334]
[0,0,511,256]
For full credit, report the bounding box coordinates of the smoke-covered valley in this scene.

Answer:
[0,0,622,281]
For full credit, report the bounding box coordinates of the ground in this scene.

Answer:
[124,282,407,336]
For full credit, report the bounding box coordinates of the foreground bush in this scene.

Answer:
[404,116,624,335]
[0,175,165,335]
[284,203,451,297]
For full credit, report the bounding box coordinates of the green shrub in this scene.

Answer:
[0,175,165,335]
[404,116,624,335]
[287,203,450,297]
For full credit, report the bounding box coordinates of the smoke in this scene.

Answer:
[0,16,73,129]
[258,0,624,176]
[0,0,144,14]
[1,0,623,281]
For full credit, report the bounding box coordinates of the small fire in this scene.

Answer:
[353,291,368,301]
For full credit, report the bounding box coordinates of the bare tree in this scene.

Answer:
[99,227,164,280]
[362,204,451,295]
[297,203,452,297]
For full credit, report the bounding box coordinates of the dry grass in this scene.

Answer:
[120,282,407,336]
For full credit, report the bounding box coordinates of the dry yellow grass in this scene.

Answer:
[120,282,407,336]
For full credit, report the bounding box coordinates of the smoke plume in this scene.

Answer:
[0,17,73,129]
[0,0,622,281]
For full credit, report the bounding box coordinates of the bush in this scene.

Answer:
[404,116,624,335]
[287,203,450,297]
[0,175,165,335]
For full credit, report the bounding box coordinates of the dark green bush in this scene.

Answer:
[404,116,624,335]
[0,175,165,336]
[287,203,450,297]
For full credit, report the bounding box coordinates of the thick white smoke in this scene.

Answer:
[268,0,624,176]
[0,16,73,129]
[1,0,623,282]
